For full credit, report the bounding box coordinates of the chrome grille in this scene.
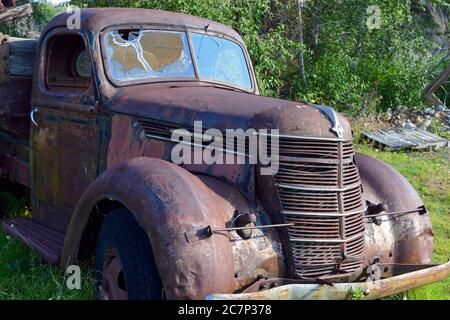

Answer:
[274,137,365,278]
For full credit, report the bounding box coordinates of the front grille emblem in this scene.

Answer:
[312,105,344,138]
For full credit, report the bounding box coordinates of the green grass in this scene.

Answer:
[0,145,448,300]
[0,192,95,300]
[0,232,95,300]
[354,144,449,300]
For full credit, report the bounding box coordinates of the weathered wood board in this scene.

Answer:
[8,36,38,76]
[363,128,448,150]
[0,34,8,83]
[0,36,38,80]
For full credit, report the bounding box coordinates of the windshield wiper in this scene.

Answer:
[206,83,246,93]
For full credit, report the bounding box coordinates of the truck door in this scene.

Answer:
[30,29,100,233]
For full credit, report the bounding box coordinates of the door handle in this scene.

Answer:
[30,107,38,126]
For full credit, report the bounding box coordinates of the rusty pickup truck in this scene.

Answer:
[0,8,448,300]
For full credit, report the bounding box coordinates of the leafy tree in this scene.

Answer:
[67,0,449,112]
[297,0,444,112]
[0,1,64,38]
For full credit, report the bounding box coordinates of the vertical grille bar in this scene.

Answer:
[337,141,347,260]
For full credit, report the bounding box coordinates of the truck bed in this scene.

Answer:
[0,36,37,137]
[0,35,37,187]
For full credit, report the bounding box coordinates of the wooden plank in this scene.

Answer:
[0,35,38,78]
[0,0,17,13]
[0,3,32,24]
[425,61,450,108]
[363,128,447,150]
[8,36,38,76]
[0,33,8,83]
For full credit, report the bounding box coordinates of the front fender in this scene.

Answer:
[355,153,434,265]
[62,157,284,299]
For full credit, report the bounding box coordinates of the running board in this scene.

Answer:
[1,218,64,264]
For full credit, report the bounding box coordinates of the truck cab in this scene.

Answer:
[0,8,447,300]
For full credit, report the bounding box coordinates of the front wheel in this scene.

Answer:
[95,209,163,300]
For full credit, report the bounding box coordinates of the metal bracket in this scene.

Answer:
[365,205,427,224]
[184,226,213,243]
[184,222,293,243]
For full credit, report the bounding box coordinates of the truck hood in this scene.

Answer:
[109,83,353,140]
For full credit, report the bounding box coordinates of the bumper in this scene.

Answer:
[207,261,450,300]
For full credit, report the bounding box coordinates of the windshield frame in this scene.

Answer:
[99,24,256,93]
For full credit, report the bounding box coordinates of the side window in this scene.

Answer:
[46,34,92,93]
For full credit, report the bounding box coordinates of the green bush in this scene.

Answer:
[75,0,447,112]
[298,0,447,112]
[8,0,446,113]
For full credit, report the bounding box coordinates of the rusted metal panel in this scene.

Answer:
[30,107,100,233]
[0,153,29,187]
[2,217,64,264]
[0,76,32,139]
[106,83,352,140]
[363,128,447,150]
[0,131,29,186]
[106,114,256,200]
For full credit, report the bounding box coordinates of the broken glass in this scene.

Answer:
[105,30,195,82]
[103,28,253,91]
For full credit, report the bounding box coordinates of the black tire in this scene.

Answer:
[95,209,163,300]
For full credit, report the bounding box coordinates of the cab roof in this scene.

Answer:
[43,8,243,42]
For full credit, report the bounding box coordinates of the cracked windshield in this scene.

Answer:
[105,30,195,81]
[105,29,252,90]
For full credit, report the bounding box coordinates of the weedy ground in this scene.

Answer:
[354,144,449,300]
[0,143,448,300]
